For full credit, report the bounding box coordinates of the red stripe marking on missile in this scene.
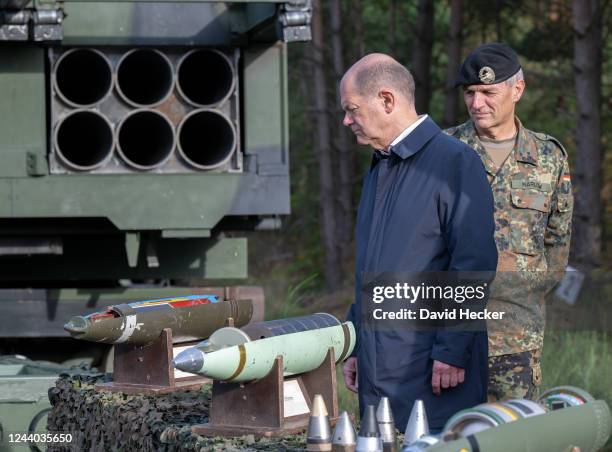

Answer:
[169,298,213,308]
[128,297,212,310]
[133,298,191,307]
[227,344,247,381]
[88,312,115,322]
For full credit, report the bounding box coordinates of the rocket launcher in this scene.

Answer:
[63,295,253,345]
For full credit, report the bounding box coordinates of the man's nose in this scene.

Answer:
[343,112,352,127]
[472,92,485,110]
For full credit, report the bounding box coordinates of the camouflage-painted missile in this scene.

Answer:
[173,322,355,381]
[64,295,253,345]
[425,400,612,452]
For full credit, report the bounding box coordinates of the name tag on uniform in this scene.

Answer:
[511,178,552,192]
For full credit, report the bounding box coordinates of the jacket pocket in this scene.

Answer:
[556,194,573,213]
[509,190,550,255]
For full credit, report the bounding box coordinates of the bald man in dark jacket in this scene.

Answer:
[340,53,498,431]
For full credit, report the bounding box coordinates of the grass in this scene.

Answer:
[336,366,359,417]
[542,330,612,451]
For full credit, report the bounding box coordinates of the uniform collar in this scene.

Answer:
[463,117,537,169]
[513,117,538,166]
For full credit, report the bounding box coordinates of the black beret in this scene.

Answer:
[455,42,521,87]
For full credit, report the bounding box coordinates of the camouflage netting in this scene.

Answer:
[47,374,307,451]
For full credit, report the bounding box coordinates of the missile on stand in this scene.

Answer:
[173,322,356,382]
[64,295,253,345]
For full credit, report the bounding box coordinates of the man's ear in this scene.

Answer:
[379,89,395,113]
[513,79,525,103]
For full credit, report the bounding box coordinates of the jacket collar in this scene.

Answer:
[389,116,440,161]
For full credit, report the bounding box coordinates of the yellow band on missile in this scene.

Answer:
[337,323,351,362]
[227,344,247,381]
[490,403,519,421]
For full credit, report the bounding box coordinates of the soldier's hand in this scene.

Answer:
[343,357,358,393]
[431,359,465,396]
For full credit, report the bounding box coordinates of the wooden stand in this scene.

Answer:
[192,348,339,437]
[95,328,209,395]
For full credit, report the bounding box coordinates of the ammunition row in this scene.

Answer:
[53,48,235,108]
[54,108,236,171]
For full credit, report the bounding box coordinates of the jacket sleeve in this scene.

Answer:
[544,156,573,284]
[432,143,498,367]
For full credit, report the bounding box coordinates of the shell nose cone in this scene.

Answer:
[376,396,394,423]
[332,411,356,445]
[173,348,204,373]
[359,405,380,438]
[64,316,87,335]
[403,399,429,446]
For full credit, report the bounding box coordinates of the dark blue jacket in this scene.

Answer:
[347,116,497,431]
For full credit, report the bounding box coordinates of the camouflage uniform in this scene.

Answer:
[445,118,573,401]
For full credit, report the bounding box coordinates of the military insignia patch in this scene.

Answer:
[478,66,496,84]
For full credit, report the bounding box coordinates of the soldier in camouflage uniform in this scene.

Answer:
[445,43,573,401]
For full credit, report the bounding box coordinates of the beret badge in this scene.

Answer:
[478,66,496,84]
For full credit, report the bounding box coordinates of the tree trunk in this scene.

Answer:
[351,0,366,60]
[495,0,502,40]
[388,0,397,56]
[442,0,463,128]
[311,0,341,289]
[571,0,603,266]
[329,0,354,267]
[411,0,435,114]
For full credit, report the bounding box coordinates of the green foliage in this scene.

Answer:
[336,366,359,418]
[542,331,612,450]
[542,331,612,401]
[269,272,320,319]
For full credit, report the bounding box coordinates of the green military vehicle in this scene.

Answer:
[0,0,310,447]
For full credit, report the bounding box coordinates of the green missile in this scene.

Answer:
[428,400,611,452]
[64,295,253,345]
[173,322,355,381]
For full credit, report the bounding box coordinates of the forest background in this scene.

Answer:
[246,0,612,441]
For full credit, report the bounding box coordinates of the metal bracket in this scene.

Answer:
[125,232,140,268]
[0,4,63,41]
[277,0,311,42]
[145,234,160,268]
[26,151,48,176]
[0,11,29,40]
[32,8,63,41]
